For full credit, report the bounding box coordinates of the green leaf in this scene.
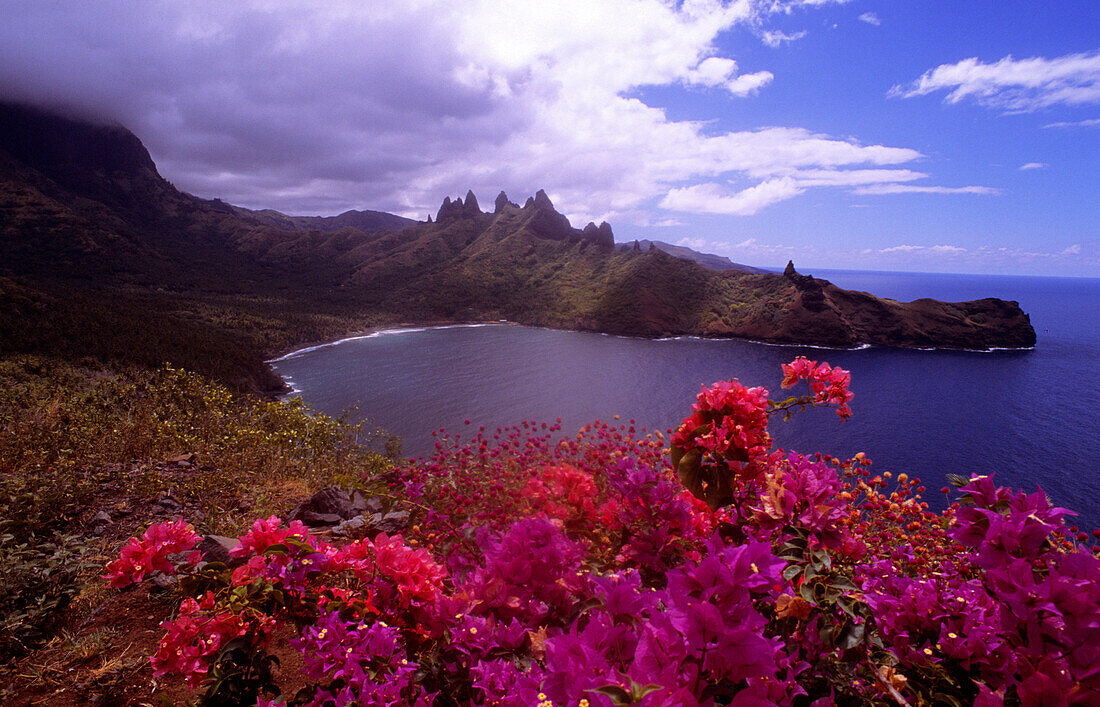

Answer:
[676,448,704,498]
[782,564,803,582]
[835,597,859,620]
[839,621,865,650]
[591,685,633,705]
[633,683,664,700]
[831,577,857,592]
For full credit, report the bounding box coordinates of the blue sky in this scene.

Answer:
[1,0,1097,275]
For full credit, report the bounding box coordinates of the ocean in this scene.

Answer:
[270,270,1100,531]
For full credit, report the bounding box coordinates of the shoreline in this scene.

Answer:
[267,319,1037,369]
[265,320,516,363]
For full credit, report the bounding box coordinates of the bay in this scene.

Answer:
[271,270,1100,531]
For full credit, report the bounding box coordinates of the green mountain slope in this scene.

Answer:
[0,102,1037,389]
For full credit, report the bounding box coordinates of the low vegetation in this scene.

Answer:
[0,358,393,699]
[21,357,1094,705]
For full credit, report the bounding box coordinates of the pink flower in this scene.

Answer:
[335,533,448,605]
[150,592,250,688]
[230,515,315,558]
[781,356,816,388]
[673,379,771,464]
[373,532,449,603]
[780,356,853,418]
[103,520,201,587]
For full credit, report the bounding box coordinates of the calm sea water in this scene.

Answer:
[271,270,1100,530]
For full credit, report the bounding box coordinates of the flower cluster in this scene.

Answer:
[780,356,853,418]
[151,592,252,688]
[230,515,316,558]
[753,452,850,547]
[522,464,601,532]
[104,357,1099,706]
[672,379,771,464]
[859,474,1100,704]
[103,519,200,587]
[291,611,433,705]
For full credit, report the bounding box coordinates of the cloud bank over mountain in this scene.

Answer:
[0,0,1095,276]
[0,0,962,224]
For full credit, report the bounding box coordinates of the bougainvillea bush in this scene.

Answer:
[107,357,1100,706]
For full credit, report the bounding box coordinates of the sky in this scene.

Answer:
[1,0,1097,276]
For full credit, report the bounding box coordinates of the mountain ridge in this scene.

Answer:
[0,101,1037,390]
[617,239,768,274]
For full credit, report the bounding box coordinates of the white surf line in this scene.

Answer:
[267,322,506,363]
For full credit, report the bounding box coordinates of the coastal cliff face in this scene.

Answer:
[0,100,1036,385]
[766,262,1036,349]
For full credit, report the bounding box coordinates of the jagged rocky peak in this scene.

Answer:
[494,191,518,213]
[435,187,610,245]
[435,191,484,221]
[597,222,614,247]
[523,188,573,241]
[783,260,816,287]
[532,188,556,211]
[581,221,615,248]
[435,196,453,221]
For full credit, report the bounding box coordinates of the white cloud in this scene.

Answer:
[783,168,926,186]
[662,178,805,215]
[711,236,1093,274]
[891,51,1100,112]
[731,240,1093,273]
[761,0,852,10]
[1044,117,1100,128]
[1019,162,1047,171]
[686,57,740,87]
[727,237,799,257]
[676,236,709,249]
[971,244,1092,261]
[660,165,993,216]
[684,57,774,96]
[759,29,807,47]
[725,70,776,96]
[0,0,948,221]
[858,12,880,26]
[880,244,966,255]
[855,184,1001,195]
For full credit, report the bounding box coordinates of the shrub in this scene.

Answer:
[0,359,392,667]
[106,358,1100,705]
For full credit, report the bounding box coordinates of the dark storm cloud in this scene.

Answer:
[0,1,527,213]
